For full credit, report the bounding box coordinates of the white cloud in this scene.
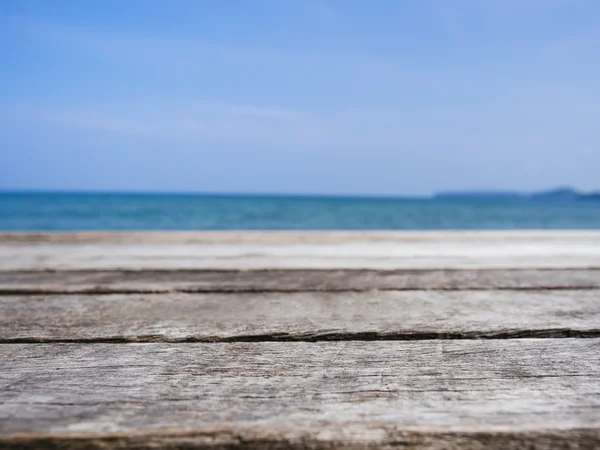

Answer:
[3,101,438,154]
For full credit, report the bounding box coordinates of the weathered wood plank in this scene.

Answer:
[1,268,599,294]
[2,290,599,342]
[1,340,599,449]
[2,231,600,270]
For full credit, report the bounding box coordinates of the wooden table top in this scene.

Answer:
[1,232,599,449]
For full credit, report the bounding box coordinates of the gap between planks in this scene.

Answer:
[3,330,600,344]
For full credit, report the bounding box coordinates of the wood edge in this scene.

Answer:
[3,428,600,450]
[2,230,600,244]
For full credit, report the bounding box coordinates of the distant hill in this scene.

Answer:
[580,192,600,201]
[434,187,600,201]
[433,191,525,200]
[530,187,581,201]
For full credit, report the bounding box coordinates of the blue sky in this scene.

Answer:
[1,0,599,195]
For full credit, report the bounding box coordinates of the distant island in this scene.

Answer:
[434,187,600,201]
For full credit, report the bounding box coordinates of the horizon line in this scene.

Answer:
[0,186,595,199]
[0,189,432,200]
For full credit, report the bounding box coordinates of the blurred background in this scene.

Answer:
[1,0,599,230]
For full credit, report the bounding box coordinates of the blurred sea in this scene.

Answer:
[1,192,600,231]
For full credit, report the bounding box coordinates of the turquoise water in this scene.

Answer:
[1,192,600,231]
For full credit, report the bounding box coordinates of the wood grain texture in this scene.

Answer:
[2,290,600,342]
[1,268,600,294]
[2,231,600,270]
[1,340,600,449]
[2,232,600,448]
